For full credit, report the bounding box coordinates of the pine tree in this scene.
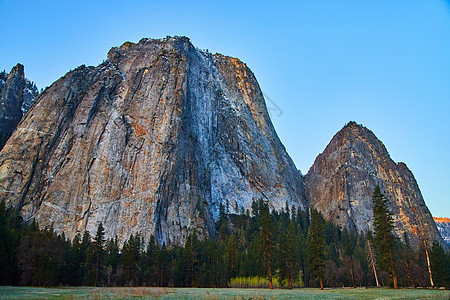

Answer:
[259,202,275,289]
[121,234,142,286]
[86,223,106,286]
[343,228,356,287]
[80,231,91,285]
[105,236,120,286]
[226,235,239,279]
[156,243,171,286]
[16,224,64,286]
[307,209,326,290]
[430,241,447,287]
[144,235,158,286]
[285,221,299,289]
[372,186,398,288]
[68,233,83,285]
[179,234,200,287]
[0,201,21,285]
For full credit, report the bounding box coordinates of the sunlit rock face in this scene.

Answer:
[305,121,445,248]
[0,37,306,245]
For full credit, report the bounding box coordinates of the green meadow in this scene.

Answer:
[0,286,448,299]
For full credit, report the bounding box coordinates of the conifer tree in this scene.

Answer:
[0,201,20,285]
[144,235,158,286]
[226,235,239,279]
[343,228,356,287]
[285,221,299,289]
[430,241,448,287]
[157,243,171,286]
[86,223,106,286]
[121,233,142,286]
[372,186,398,288]
[307,209,326,290]
[105,236,120,286]
[259,202,275,289]
[179,234,200,287]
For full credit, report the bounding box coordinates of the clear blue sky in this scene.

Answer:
[1,0,449,217]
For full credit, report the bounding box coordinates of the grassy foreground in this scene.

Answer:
[0,286,449,299]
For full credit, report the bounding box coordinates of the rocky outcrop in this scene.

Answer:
[305,121,445,248]
[434,217,450,246]
[0,37,306,246]
[0,64,25,150]
[0,65,39,150]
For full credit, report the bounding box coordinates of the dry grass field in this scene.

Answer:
[0,286,449,299]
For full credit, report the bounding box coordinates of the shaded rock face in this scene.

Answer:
[305,121,445,248]
[0,37,306,245]
[0,64,25,150]
[434,218,450,246]
[0,65,39,150]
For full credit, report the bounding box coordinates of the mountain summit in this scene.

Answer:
[0,37,306,245]
[305,121,445,248]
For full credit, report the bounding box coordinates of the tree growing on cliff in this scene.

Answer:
[372,186,398,288]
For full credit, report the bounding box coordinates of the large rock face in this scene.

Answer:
[0,37,306,245]
[305,121,445,248]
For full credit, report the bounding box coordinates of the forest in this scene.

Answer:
[0,188,449,289]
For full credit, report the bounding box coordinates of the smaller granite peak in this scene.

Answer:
[0,64,39,150]
[9,63,24,76]
[306,122,446,248]
[0,64,26,149]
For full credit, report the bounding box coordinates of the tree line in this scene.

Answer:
[0,187,449,288]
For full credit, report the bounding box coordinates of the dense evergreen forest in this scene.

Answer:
[1,189,449,289]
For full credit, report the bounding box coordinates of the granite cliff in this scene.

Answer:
[0,37,306,245]
[0,65,39,150]
[0,38,442,249]
[305,121,445,248]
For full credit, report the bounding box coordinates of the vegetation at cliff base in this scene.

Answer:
[0,193,449,289]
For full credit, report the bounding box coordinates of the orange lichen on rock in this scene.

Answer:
[132,123,148,137]
[132,212,138,227]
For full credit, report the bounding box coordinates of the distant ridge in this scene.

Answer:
[433,217,450,223]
